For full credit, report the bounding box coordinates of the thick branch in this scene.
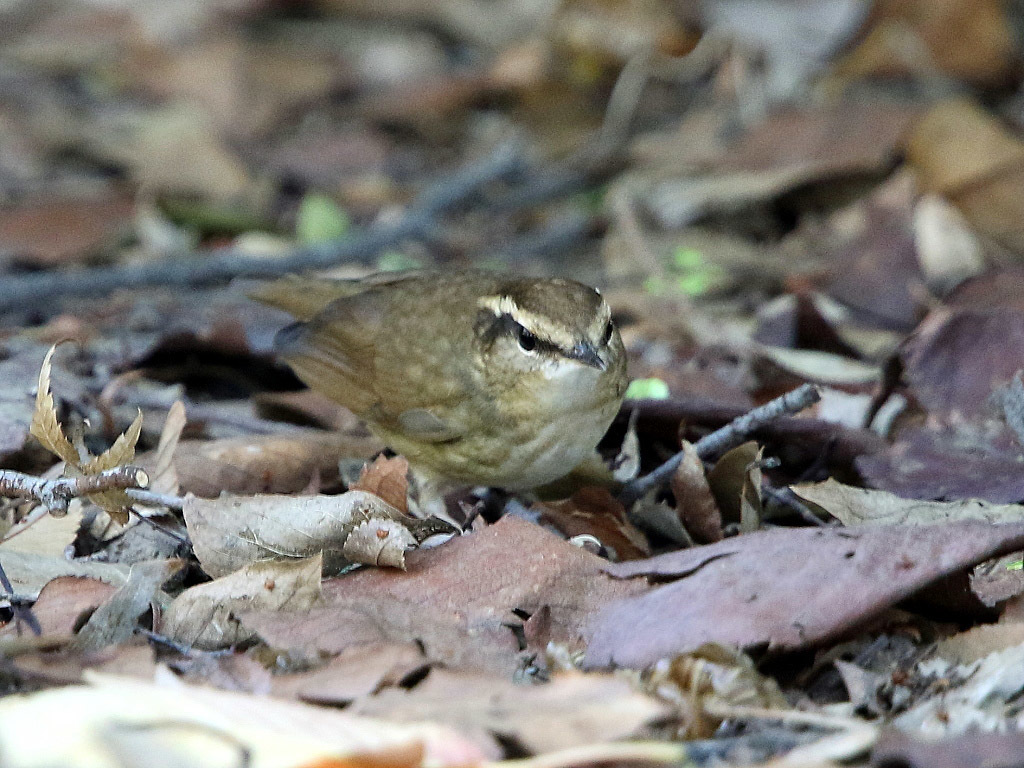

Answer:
[619,384,822,506]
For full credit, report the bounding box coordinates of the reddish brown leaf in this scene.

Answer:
[271,643,428,704]
[0,577,116,638]
[584,522,1024,668]
[351,455,410,514]
[535,487,649,560]
[245,516,645,674]
[0,197,134,268]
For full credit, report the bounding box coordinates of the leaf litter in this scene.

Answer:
[4,2,1024,765]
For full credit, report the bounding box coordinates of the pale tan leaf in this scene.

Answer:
[28,344,79,467]
[162,555,323,650]
[792,478,1024,527]
[150,400,185,495]
[0,674,486,768]
[184,490,421,578]
[342,519,416,569]
[0,499,84,556]
[0,549,130,604]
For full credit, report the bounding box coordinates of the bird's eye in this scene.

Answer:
[516,324,538,352]
[602,320,614,345]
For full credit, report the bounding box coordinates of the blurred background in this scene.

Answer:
[3,0,1024,501]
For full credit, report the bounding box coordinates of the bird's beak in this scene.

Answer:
[568,342,607,371]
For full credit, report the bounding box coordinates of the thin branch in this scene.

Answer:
[0,559,41,636]
[0,466,149,516]
[126,488,185,512]
[0,144,525,313]
[620,384,821,506]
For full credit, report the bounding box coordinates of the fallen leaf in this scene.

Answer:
[271,642,428,704]
[857,427,1024,503]
[162,556,323,650]
[29,344,79,468]
[872,730,1024,768]
[1,499,84,556]
[536,487,650,561]
[0,576,116,637]
[351,455,410,514]
[0,674,486,768]
[670,442,722,544]
[584,522,1024,668]
[351,669,670,754]
[0,550,130,604]
[165,432,381,497]
[72,559,183,652]
[906,99,1024,252]
[793,479,1024,527]
[705,442,762,532]
[245,516,646,674]
[184,491,421,577]
[0,196,135,268]
[837,0,1013,87]
[149,400,186,496]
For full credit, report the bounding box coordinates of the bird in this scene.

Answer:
[251,269,628,499]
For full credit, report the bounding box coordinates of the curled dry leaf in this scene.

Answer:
[350,455,410,514]
[162,555,323,650]
[149,400,186,496]
[671,441,722,544]
[184,490,424,578]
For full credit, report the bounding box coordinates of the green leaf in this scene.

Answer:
[296,194,350,244]
[377,251,422,272]
[625,378,670,400]
[1007,559,1023,571]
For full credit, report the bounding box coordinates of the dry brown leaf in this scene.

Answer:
[670,441,722,544]
[906,99,1024,253]
[29,344,79,467]
[184,490,419,577]
[162,555,323,650]
[149,400,186,496]
[0,549,130,604]
[536,487,650,561]
[166,432,380,497]
[351,455,410,514]
[706,442,763,532]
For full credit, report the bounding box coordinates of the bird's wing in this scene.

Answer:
[274,287,470,443]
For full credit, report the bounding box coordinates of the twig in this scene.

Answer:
[126,488,185,512]
[0,144,525,312]
[620,384,821,506]
[0,559,41,636]
[0,466,150,516]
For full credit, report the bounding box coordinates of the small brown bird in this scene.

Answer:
[252,270,628,493]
